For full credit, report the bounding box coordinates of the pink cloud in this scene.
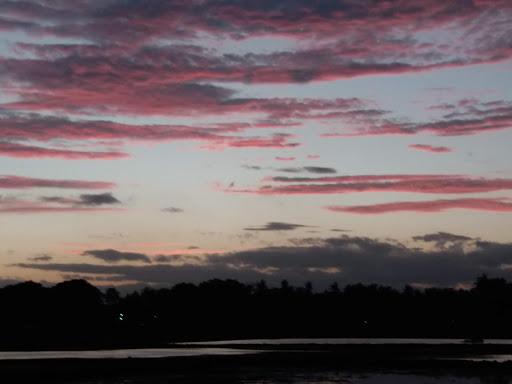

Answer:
[0,0,508,129]
[145,249,224,256]
[275,156,296,161]
[0,99,362,157]
[0,141,129,159]
[0,1,510,169]
[0,205,122,214]
[0,114,235,142]
[409,144,452,153]
[227,174,512,195]
[204,134,300,150]
[1,1,509,46]
[270,174,458,183]
[326,198,512,214]
[226,137,300,149]
[0,175,115,190]
[0,191,122,214]
[334,100,512,137]
[0,198,122,214]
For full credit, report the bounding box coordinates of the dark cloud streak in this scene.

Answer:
[244,222,308,231]
[82,249,152,264]
[13,234,512,287]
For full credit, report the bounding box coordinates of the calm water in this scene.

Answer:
[0,347,258,360]
[178,337,512,345]
[3,339,512,383]
[236,373,496,384]
[2,338,512,361]
[73,372,507,384]
[0,339,512,384]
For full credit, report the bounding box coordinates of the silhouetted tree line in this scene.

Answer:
[1,275,511,348]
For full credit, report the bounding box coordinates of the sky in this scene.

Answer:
[1,0,512,290]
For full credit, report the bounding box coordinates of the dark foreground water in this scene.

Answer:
[0,347,257,360]
[180,337,512,345]
[68,371,512,384]
[3,340,512,383]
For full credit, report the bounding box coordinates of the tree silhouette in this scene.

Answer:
[1,275,512,347]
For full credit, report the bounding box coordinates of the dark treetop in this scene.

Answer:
[0,275,510,349]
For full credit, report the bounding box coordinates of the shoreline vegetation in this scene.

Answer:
[2,274,512,348]
[3,275,512,381]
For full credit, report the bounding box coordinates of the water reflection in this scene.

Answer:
[178,338,512,346]
[245,373,480,384]
[458,355,512,363]
[0,347,258,360]
[75,372,508,384]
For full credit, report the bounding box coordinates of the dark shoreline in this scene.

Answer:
[3,344,512,382]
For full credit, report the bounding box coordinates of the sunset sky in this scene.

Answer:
[1,0,512,289]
